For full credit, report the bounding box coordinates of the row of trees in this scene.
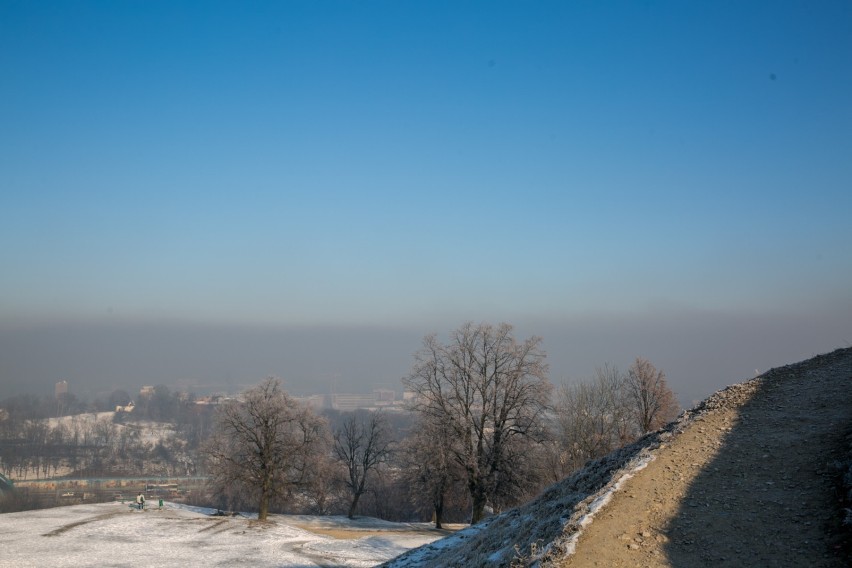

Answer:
[208,322,680,525]
[0,385,185,423]
[205,378,397,521]
[552,358,679,477]
[0,412,201,481]
[0,389,214,481]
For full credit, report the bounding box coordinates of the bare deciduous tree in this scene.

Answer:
[404,322,552,524]
[401,415,461,528]
[302,450,342,515]
[626,357,680,433]
[333,410,393,519]
[555,364,632,472]
[205,377,328,521]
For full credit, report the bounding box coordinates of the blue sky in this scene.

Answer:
[1,1,850,401]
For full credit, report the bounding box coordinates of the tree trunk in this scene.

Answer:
[434,494,444,529]
[470,481,487,524]
[258,468,272,521]
[347,492,361,519]
[258,493,269,521]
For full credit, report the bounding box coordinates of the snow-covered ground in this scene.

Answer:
[46,411,117,429]
[0,502,448,567]
[47,412,178,446]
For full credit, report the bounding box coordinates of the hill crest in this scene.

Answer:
[383,347,852,567]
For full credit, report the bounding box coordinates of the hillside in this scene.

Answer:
[384,347,852,567]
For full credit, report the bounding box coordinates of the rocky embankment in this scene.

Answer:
[385,347,852,567]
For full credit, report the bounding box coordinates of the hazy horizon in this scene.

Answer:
[2,304,849,406]
[2,3,850,408]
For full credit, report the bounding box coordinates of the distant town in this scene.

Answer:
[185,388,410,413]
[54,379,415,415]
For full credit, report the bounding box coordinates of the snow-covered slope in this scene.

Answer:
[0,501,444,568]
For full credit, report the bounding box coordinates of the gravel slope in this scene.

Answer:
[556,346,852,567]
[385,347,852,567]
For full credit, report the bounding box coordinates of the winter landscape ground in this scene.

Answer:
[0,502,453,568]
[2,348,850,567]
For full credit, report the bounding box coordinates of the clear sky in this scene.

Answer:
[1,1,851,403]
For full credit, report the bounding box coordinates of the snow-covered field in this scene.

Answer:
[47,412,178,446]
[0,502,448,567]
[46,411,118,429]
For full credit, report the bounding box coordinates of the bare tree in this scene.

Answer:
[205,378,328,521]
[302,450,343,515]
[334,411,392,519]
[401,415,461,528]
[333,410,393,519]
[626,357,680,433]
[555,365,633,472]
[404,322,552,524]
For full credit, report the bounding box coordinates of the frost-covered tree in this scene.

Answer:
[404,322,552,524]
[205,378,328,520]
[555,365,633,472]
[626,357,680,433]
[401,415,461,528]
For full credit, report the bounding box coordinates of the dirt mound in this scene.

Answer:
[385,347,852,567]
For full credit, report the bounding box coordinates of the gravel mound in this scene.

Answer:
[383,347,852,567]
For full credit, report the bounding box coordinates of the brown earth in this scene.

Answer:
[558,348,852,567]
[288,522,459,540]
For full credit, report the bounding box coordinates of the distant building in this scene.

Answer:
[373,389,395,405]
[295,394,329,410]
[194,394,228,406]
[55,380,68,399]
[324,390,401,412]
[115,402,135,413]
[330,393,377,412]
[139,386,155,397]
